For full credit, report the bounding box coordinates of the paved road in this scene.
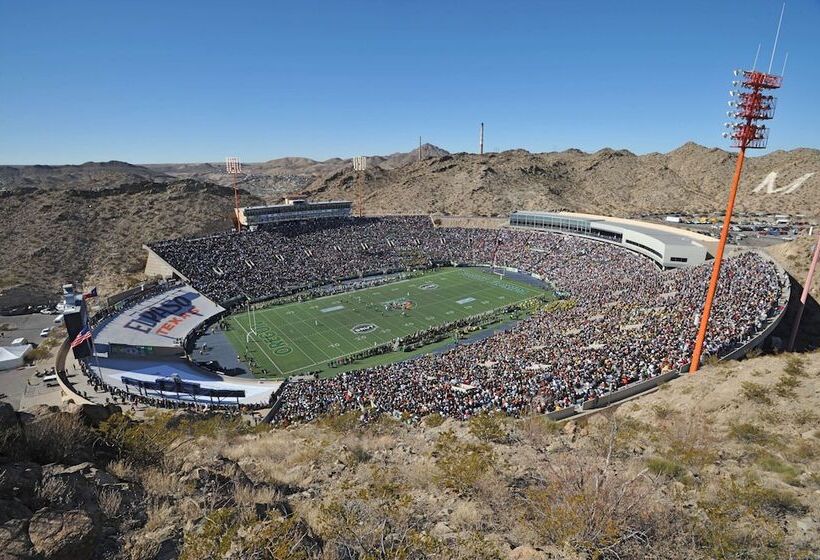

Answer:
[0,313,58,345]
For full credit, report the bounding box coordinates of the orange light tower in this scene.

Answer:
[226,156,242,232]
[689,69,782,373]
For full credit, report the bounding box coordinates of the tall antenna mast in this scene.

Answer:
[226,156,242,232]
[418,136,422,162]
[768,3,786,74]
[752,43,761,71]
[479,122,484,155]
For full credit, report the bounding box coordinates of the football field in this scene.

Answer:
[224,267,549,378]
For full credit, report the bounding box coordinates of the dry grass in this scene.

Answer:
[37,475,74,504]
[25,412,92,464]
[740,381,772,405]
[107,459,138,481]
[516,414,561,448]
[125,536,162,560]
[233,484,280,509]
[97,487,123,518]
[140,468,193,498]
[449,500,486,531]
[144,503,176,533]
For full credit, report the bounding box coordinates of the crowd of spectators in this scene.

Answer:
[146,216,785,423]
[149,217,480,303]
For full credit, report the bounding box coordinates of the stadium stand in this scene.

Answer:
[117,216,788,422]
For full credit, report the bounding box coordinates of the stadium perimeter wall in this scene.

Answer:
[54,338,94,406]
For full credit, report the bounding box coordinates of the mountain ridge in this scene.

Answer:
[0,142,816,300]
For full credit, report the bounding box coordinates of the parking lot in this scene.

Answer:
[0,313,65,409]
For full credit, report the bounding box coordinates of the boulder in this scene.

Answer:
[509,545,550,560]
[430,521,455,540]
[22,404,60,419]
[0,500,32,525]
[214,457,253,488]
[0,518,34,559]
[28,508,96,560]
[0,402,17,429]
[39,466,102,518]
[0,462,43,509]
[64,403,120,427]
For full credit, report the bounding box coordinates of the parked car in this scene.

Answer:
[39,328,51,337]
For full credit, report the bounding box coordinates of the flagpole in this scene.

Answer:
[90,329,102,384]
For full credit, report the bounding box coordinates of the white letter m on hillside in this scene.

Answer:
[752,171,815,194]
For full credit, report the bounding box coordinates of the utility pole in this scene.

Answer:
[479,122,484,155]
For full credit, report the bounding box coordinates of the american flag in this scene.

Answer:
[70,327,92,349]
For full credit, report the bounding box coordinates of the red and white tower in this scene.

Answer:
[689,69,783,373]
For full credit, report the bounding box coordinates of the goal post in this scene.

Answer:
[244,298,258,343]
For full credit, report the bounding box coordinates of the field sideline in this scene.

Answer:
[224,267,550,378]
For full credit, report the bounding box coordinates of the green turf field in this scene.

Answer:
[224,267,550,378]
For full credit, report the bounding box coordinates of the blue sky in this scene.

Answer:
[1,0,818,164]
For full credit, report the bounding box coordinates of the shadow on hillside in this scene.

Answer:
[772,272,820,352]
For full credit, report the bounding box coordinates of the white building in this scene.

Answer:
[509,211,708,269]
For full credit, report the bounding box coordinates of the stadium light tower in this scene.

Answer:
[689,59,784,372]
[226,156,242,232]
[353,156,367,217]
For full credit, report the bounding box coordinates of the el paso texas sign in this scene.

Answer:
[123,294,204,336]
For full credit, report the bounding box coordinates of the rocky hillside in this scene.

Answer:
[144,144,450,199]
[0,180,262,303]
[305,143,820,218]
[1,142,817,305]
[0,162,170,191]
[765,237,820,350]
[0,351,817,559]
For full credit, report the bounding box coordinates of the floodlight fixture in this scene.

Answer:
[226,156,243,232]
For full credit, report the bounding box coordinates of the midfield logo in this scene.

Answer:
[351,323,378,334]
[751,171,815,195]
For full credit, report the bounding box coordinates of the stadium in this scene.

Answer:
[53,198,790,424]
